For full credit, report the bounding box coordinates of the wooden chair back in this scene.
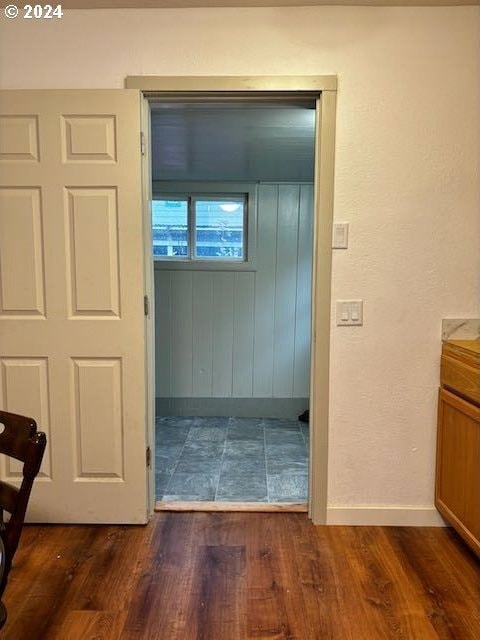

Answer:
[0,411,46,580]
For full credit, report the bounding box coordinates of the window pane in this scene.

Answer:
[194,198,245,260]
[152,199,188,258]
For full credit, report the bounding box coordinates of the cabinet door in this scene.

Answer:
[436,388,480,556]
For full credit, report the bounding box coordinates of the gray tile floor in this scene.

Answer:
[155,416,309,503]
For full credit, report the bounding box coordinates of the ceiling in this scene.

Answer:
[151,102,316,183]
[21,0,479,7]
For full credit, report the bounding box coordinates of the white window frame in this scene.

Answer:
[152,181,257,271]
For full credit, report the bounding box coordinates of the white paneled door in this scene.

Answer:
[0,91,148,523]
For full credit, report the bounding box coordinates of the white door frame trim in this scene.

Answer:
[129,75,337,524]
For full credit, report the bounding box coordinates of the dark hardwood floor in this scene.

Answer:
[2,513,479,639]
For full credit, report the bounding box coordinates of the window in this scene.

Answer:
[152,183,256,271]
[152,198,189,258]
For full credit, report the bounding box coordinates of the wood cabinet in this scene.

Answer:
[436,340,480,557]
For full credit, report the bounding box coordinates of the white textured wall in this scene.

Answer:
[1,7,479,513]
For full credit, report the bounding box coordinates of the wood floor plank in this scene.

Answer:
[195,512,247,548]
[119,513,196,640]
[289,516,350,640]
[186,544,246,640]
[69,525,152,613]
[344,527,439,639]
[1,514,478,640]
[246,514,311,639]
[3,525,100,639]
[49,610,128,640]
[315,526,391,640]
[388,527,480,639]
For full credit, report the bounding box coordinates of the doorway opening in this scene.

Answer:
[149,100,315,509]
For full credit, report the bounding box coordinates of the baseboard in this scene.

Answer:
[155,397,309,418]
[326,505,447,527]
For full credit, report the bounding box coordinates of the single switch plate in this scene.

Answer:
[332,222,349,249]
[336,300,363,326]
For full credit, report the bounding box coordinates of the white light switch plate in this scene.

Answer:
[336,300,363,326]
[332,222,349,249]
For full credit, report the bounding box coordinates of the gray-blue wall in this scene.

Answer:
[154,183,313,409]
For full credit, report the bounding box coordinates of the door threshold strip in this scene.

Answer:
[155,501,308,513]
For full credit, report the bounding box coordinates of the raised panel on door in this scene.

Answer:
[0,90,147,524]
[0,358,52,479]
[0,187,46,317]
[71,358,124,480]
[61,115,117,163]
[65,187,120,317]
[0,115,39,161]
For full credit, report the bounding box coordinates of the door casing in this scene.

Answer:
[130,76,337,524]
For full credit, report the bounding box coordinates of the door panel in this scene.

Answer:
[0,187,45,316]
[0,358,52,479]
[0,90,147,523]
[65,187,120,316]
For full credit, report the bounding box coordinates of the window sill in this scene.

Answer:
[154,259,257,272]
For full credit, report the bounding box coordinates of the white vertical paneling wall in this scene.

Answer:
[253,185,278,397]
[155,183,313,400]
[212,272,234,397]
